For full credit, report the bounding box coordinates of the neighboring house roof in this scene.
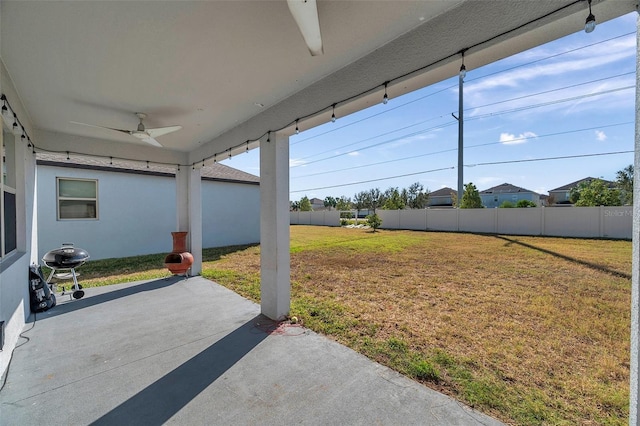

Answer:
[429,187,456,197]
[36,153,259,185]
[480,182,538,195]
[548,177,614,192]
[310,198,324,204]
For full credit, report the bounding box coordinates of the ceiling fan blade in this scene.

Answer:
[287,0,323,56]
[147,125,182,138]
[141,137,163,147]
[70,121,131,135]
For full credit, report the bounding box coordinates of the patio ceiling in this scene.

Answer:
[0,0,636,165]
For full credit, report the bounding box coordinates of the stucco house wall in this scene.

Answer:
[37,160,260,261]
[202,179,259,248]
[37,164,176,261]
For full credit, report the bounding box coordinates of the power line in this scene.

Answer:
[291,86,634,168]
[465,31,635,83]
[291,121,634,179]
[291,31,635,147]
[465,150,633,167]
[290,167,455,193]
[291,84,456,146]
[467,85,633,121]
[291,150,634,195]
[465,71,634,112]
[294,71,633,164]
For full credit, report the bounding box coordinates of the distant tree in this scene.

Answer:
[382,187,406,210]
[616,164,633,205]
[366,213,382,232]
[516,200,537,208]
[406,182,429,209]
[499,201,515,208]
[570,179,621,207]
[546,194,556,206]
[336,196,352,211]
[290,201,300,211]
[323,196,337,209]
[299,196,313,211]
[460,183,483,209]
[450,191,458,208]
[369,188,383,212]
[354,191,371,217]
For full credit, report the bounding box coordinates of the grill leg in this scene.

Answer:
[46,269,57,293]
[70,269,79,291]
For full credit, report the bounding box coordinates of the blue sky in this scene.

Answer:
[223,12,637,202]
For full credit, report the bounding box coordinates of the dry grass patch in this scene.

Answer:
[202,226,631,425]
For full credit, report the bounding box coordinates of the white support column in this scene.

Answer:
[175,166,202,276]
[630,11,640,425]
[260,132,290,320]
[176,168,189,232]
[14,135,27,252]
[189,167,202,275]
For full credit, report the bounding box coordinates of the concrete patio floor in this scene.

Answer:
[0,276,504,425]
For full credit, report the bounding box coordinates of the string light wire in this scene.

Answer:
[6,0,595,170]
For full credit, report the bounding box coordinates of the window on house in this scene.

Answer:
[1,128,17,257]
[57,178,98,220]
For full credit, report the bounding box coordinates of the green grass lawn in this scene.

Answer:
[64,227,631,425]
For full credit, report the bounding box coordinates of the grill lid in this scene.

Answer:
[43,243,90,269]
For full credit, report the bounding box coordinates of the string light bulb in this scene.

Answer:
[459,50,467,79]
[202,159,205,167]
[331,104,337,123]
[66,151,70,160]
[1,96,11,123]
[584,0,596,33]
[246,141,249,153]
[214,153,217,163]
[383,82,389,105]
[12,114,21,136]
[228,149,232,159]
[295,120,300,134]
[147,161,150,169]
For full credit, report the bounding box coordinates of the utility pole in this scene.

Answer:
[453,51,466,207]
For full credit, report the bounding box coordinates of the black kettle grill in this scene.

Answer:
[42,243,90,300]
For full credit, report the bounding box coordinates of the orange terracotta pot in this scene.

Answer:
[164,232,193,276]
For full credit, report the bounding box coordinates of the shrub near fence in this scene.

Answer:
[291,207,633,239]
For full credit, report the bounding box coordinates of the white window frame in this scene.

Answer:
[1,125,17,258]
[56,177,99,220]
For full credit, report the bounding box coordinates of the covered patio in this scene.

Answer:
[0,276,503,424]
[1,0,640,423]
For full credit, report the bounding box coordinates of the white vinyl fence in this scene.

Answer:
[291,206,632,239]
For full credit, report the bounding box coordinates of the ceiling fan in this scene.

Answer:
[71,112,182,147]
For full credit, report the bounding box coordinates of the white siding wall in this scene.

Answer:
[201,181,259,247]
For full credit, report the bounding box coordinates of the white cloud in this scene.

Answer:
[595,130,607,141]
[465,37,635,97]
[499,131,537,145]
[347,151,360,156]
[289,158,307,167]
